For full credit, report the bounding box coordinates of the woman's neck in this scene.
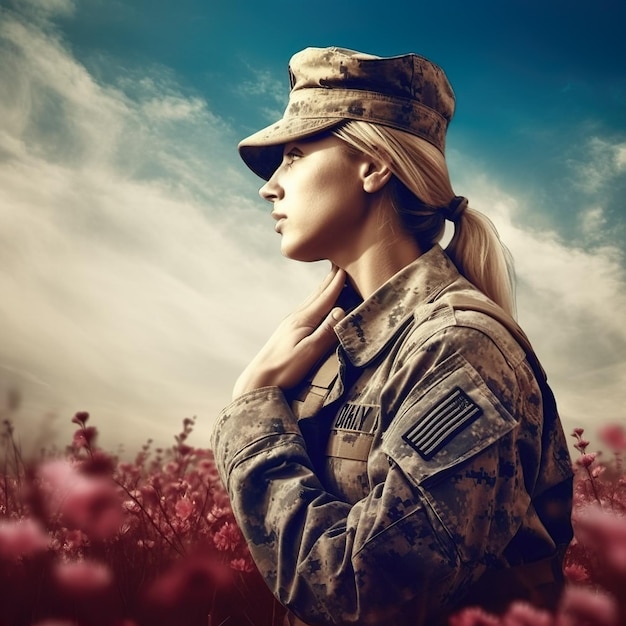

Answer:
[340,231,422,299]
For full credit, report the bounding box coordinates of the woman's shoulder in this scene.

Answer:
[402,284,528,373]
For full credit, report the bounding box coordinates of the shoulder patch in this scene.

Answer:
[402,386,482,460]
[382,360,518,486]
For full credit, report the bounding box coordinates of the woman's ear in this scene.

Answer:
[360,158,393,194]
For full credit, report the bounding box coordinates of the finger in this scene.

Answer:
[300,268,346,323]
[298,265,342,309]
[301,307,345,354]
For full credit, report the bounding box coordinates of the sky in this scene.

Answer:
[0,0,625,455]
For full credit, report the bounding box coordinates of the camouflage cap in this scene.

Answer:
[238,46,456,180]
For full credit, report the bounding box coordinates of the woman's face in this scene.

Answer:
[259,135,371,264]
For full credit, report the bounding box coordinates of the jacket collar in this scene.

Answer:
[334,245,460,367]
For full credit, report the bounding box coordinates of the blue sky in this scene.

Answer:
[0,0,624,452]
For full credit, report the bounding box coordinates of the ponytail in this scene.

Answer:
[332,121,516,317]
[446,208,516,317]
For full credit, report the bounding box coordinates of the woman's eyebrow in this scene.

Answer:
[283,144,305,155]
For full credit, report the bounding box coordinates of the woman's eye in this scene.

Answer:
[284,150,302,166]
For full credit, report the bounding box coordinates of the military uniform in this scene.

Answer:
[211,245,573,626]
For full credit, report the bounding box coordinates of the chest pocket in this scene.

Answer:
[326,403,379,462]
[323,402,380,503]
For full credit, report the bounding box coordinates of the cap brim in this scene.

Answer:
[238,116,344,180]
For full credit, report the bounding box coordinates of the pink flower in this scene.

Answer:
[65,480,123,539]
[71,411,90,425]
[38,458,76,491]
[174,497,194,521]
[123,499,141,514]
[576,453,597,468]
[449,606,502,626]
[53,558,113,595]
[501,601,553,626]
[207,505,230,524]
[213,521,242,552]
[575,507,626,576]
[61,528,87,551]
[117,461,138,476]
[0,518,49,560]
[563,562,590,584]
[230,557,255,573]
[80,449,116,475]
[574,439,590,452]
[177,443,192,457]
[139,484,159,507]
[591,465,605,478]
[558,585,618,626]
[197,458,219,481]
[163,461,179,475]
[72,426,98,449]
[38,459,123,539]
[598,424,626,452]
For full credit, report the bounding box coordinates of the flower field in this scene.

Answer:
[1,410,624,626]
[0,412,284,626]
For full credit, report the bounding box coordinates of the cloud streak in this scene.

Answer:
[568,136,626,194]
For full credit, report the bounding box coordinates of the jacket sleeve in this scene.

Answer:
[210,326,566,626]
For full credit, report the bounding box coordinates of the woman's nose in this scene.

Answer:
[259,171,282,202]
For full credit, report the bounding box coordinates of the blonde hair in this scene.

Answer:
[332,121,516,317]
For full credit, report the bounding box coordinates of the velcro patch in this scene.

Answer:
[402,386,482,460]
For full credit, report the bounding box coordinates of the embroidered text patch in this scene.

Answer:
[333,403,378,432]
[402,386,482,460]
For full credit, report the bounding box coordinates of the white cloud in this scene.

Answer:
[6,0,75,20]
[616,143,626,170]
[567,136,626,193]
[141,95,207,121]
[235,66,286,122]
[236,68,285,102]
[579,205,608,243]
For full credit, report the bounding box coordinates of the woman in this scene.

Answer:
[211,47,573,626]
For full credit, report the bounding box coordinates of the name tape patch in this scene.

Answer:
[333,403,378,432]
[402,386,482,460]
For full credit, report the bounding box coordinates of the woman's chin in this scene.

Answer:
[280,243,323,264]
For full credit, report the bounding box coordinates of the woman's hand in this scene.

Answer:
[232,266,347,399]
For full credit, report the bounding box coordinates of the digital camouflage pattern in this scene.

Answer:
[211,245,573,626]
[238,46,456,180]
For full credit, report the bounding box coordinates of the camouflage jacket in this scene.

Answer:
[211,245,573,626]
